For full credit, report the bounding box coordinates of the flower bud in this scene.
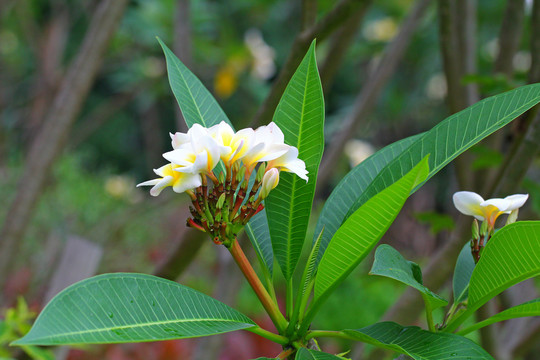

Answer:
[259,168,280,199]
[471,219,479,240]
[236,166,246,183]
[217,193,226,209]
[256,163,267,182]
[480,220,488,236]
[219,171,225,184]
[505,208,519,226]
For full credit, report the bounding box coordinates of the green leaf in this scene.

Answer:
[13,273,255,345]
[458,298,540,335]
[245,209,274,275]
[445,221,540,332]
[343,322,493,359]
[295,348,344,359]
[345,84,540,220]
[314,134,422,264]
[314,156,429,302]
[452,243,475,304]
[369,245,448,310]
[317,84,540,263]
[158,38,231,129]
[265,40,325,279]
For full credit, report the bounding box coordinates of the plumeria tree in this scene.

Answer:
[11,40,540,359]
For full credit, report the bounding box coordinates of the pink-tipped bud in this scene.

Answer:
[260,168,280,199]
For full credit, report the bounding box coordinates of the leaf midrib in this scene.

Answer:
[28,317,255,340]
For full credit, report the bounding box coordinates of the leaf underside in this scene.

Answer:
[344,322,493,359]
[13,273,255,345]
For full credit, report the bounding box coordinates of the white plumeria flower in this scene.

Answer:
[208,121,256,166]
[165,124,224,174]
[453,191,528,227]
[267,146,308,181]
[260,168,280,199]
[136,163,202,196]
[242,122,290,169]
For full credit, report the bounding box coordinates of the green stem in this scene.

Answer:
[422,293,436,332]
[247,326,289,345]
[286,279,294,320]
[277,348,296,359]
[305,330,349,341]
[228,239,288,332]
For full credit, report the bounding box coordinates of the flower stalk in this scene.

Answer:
[228,239,288,333]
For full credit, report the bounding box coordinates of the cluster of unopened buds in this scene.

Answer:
[453,191,528,262]
[137,121,308,247]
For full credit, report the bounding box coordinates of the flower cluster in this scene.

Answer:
[453,191,528,262]
[137,121,308,245]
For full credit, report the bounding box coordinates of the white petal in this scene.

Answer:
[153,164,170,177]
[481,198,510,212]
[504,194,528,212]
[172,173,202,193]
[170,132,189,149]
[163,149,195,166]
[283,159,309,181]
[452,191,485,218]
[257,144,290,162]
[136,179,160,187]
[150,176,174,196]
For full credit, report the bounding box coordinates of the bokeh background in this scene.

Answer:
[1,0,540,359]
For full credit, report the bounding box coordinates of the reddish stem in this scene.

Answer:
[228,239,287,332]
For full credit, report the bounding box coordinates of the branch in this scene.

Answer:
[301,0,318,30]
[250,0,368,128]
[317,0,432,191]
[494,0,525,77]
[173,0,192,132]
[437,0,474,190]
[0,0,128,301]
[319,1,371,93]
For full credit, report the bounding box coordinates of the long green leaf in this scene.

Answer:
[314,134,422,264]
[265,40,325,279]
[317,84,540,263]
[13,273,255,345]
[445,221,540,332]
[452,243,475,304]
[295,348,344,359]
[345,84,540,220]
[314,156,429,302]
[343,322,493,359]
[458,298,540,335]
[158,38,231,129]
[369,245,447,310]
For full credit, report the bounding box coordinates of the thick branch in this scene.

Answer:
[317,0,432,191]
[174,0,192,132]
[319,1,371,93]
[251,0,367,128]
[0,0,128,300]
[494,0,525,77]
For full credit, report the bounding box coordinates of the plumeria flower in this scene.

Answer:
[165,124,224,174]
[453,191,528,228]
[242,122,290,169]
[209,122,257,166]
[136,163,202,196]
[267,146,308,181]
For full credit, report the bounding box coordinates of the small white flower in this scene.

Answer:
[267,146,308,181]
[453,191,528,227]
[242,122,290,168]
[137,164,202,196]
[165,124,224,174]
[260,168,280,199]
